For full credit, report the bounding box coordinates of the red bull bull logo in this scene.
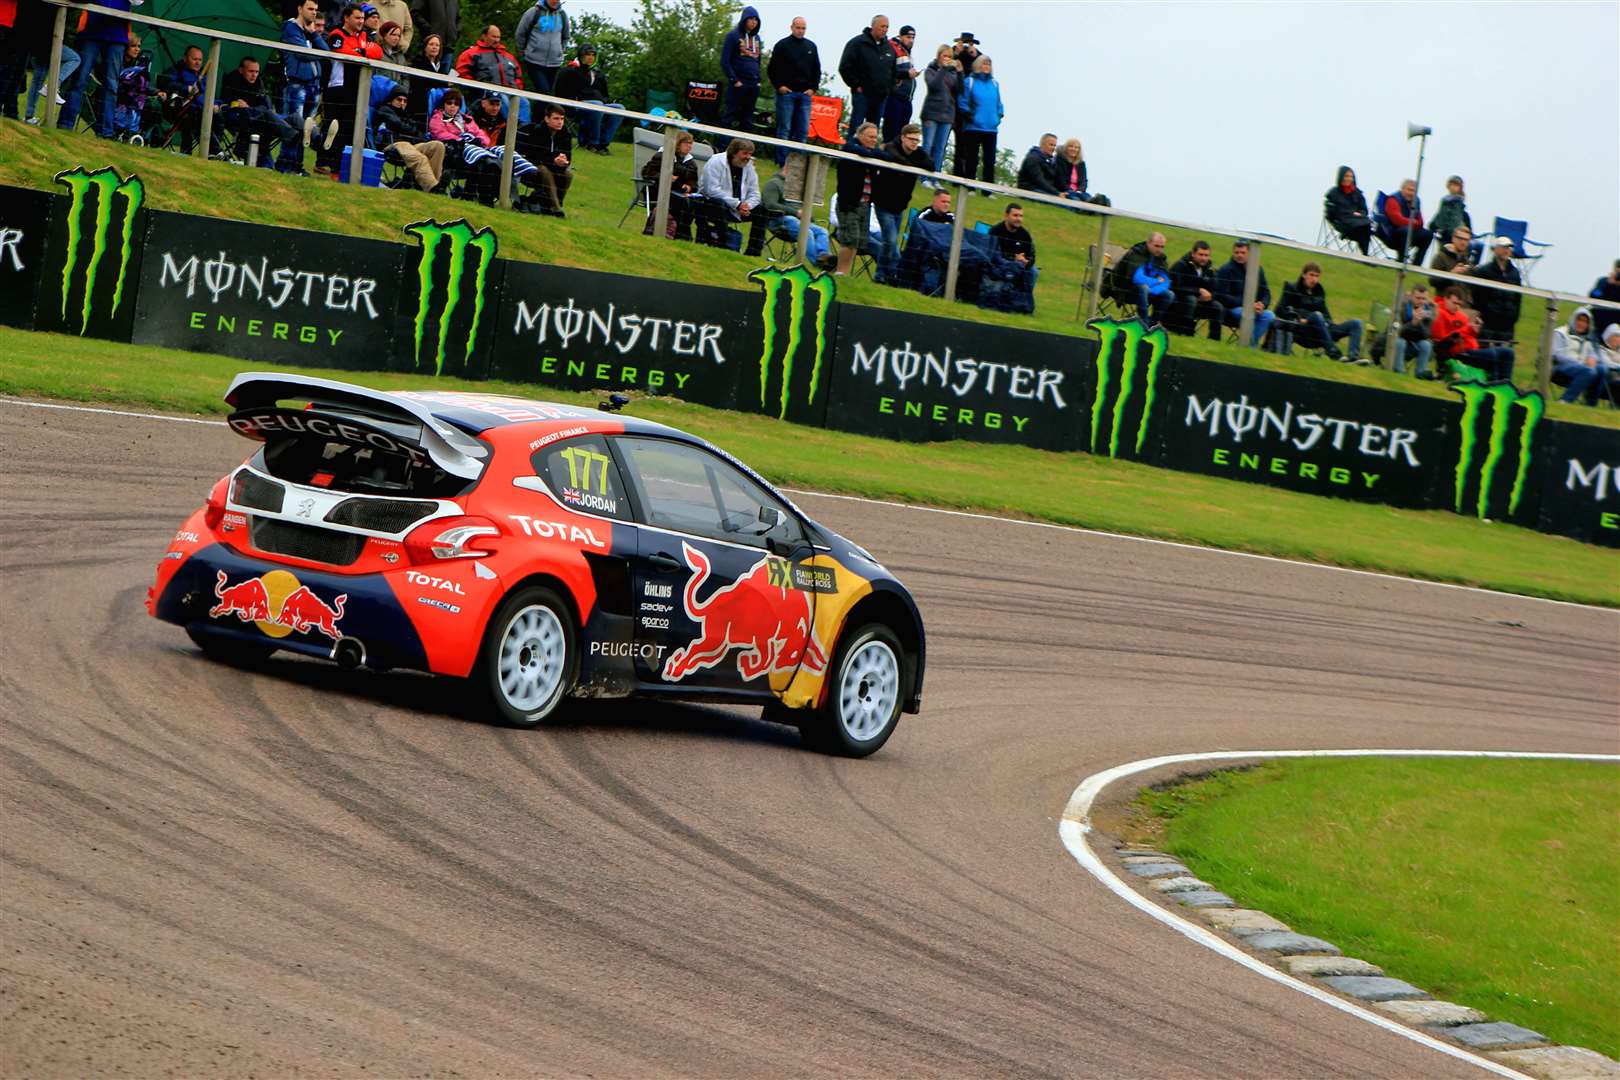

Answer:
[663,543,828,683]
[210,569,347,641]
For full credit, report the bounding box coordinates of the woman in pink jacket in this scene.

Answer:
[428,88,541,205]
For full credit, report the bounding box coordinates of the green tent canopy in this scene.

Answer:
[137,0,282,84]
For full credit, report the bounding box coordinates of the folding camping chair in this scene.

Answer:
[1482,216,1551,284]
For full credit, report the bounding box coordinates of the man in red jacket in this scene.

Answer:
[456,24,522,90]
[1432,286,1514,381]
[1380,179,1433,264]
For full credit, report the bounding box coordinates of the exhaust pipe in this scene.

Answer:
[331,636,367,670]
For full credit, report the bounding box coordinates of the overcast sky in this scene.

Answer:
[570,0,1618,294]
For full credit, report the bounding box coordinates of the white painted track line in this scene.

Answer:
[3,395,1614,614]
[1060,749,1620,1080]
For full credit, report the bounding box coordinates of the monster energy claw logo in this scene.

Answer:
[405,220,496,375]
[54,166,145,335]
[1451,381,1544,520]
[749,265,834,420]
[1086,316,1167,457]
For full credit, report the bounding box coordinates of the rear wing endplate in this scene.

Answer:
[224,372,488,480]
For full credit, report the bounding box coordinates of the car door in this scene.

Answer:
[610,436,821,696]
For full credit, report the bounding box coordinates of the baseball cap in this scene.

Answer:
[1493,236,1514,248]
[899,24,915,35]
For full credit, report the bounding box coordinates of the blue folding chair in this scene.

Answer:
[1485,216,1551,284]
[1369,190,1401,260]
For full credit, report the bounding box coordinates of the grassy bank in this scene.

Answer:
[1134,759,1620,1058]
[1,120,1612,431]
[3,327,1615,606]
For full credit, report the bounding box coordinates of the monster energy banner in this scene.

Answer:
[1158,356,1451,506]
[133,212,405,366]
[0,186,53,329]
[826,302,1088,450]
[489,261,757,411]
[1439,380,1547,527]
[743,265,836,425]
[35,167,147,341]
[396,219,504,381]
[1083,317,1170,462]
[1532,417,1619,547]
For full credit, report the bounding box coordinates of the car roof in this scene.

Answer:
[386,389,686,440]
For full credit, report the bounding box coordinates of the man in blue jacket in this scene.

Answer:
[281,0,331,128]
[719,6,762,140]
[59,0,133,137]
[1213,240,1277,348]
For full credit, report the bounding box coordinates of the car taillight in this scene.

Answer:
[404,515,500,563]
[203,476,230,530]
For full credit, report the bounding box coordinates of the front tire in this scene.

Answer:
[802,624,904,757]
[474,586,577,728]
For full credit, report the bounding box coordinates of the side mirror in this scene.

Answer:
[758,506,782,529]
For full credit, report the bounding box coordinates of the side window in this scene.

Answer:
[530,434,630,521]
[614,437,803,548]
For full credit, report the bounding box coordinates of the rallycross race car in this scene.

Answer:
[147,374,925,756]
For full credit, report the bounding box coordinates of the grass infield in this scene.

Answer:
[2,326,1616,607]
[1134,759,1620,1058]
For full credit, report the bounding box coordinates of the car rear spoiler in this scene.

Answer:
[224,372,488,480]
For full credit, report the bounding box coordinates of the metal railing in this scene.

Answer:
[38,0,1620,400]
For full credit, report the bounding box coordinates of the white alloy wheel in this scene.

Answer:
[498,603,567,713]
[837,636,901,742]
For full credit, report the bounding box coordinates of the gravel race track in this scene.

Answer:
[3,401,1616,1078]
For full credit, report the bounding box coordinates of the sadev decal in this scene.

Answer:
[662,542,828,683]
[1086,316,1167,460]
[749,264,835,423]
[1449,380,1545,522]
[210,569,346,640]
[46,166,145,338]
[403,219,497,376]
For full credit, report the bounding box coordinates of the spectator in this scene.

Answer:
[719,6,762,141]
[638,128,698,238]
[20,12,79,126]
[1054,139,1109,205]
[766,16,819,165]
[989,203,1036,264]
[1213,239,1276,348]
[428,88,540,203]
[514,0,568,94]
[953,55,1002,185]
[951,31,982,72]
[57,0,131,137]
[158,45,212,154]
[414,0,458,54]
[280,0,330,129]
[759,168,834,266]
[918,186,954,224]
[373,0,413,49]
[838,15,893,128]
[697,137,764,255]
[1166,240,1222,340]
[1016,133,1060,195]
[111,37,151,141]
[1428,224,1476,302]
[832,121,883,275]
[321,0,383,173]
[1599,324,1620,402]
[1472,236,1523,344]
[1390,282,1436,378]
[1111,232,1172,325]
[1379,179,1433,264]
[1589,260,1620,344]
[1550,308,1602,405]
[456,24,522,90]
[553,43,622,153]
[362,6,382,43]
[870,122,929,283]
[428,86,483,157]
[881,23,920,141]
[1429,174,1471,245]
[516,101,573,216]
[1431,285,1514,381]
[409,33,452,118]
[917,44,961,177]
[220,56,306,173]
[378,21,406,65]
[1276,262,1364,362]
[829,192,884,253]
[1323,165,1371,254]
[471,91,507,144]
[376,85,446,190]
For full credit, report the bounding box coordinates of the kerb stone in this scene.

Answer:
[1204,909,1289,935]
[1437,1021,1549,1050]
[1318,975,1429,1002]
[1123,862,1189,878]
[1491,1045,1620,1079]
[1277,955,1384,978]
[1370,999,1487,1027]
[1242,931,1341,956]
[1172,890,1234,908]
[1151,876,1214,893]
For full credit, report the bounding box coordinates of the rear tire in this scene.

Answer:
[474,586,577,728]
[186,625,278,666]
[801,624,904,757]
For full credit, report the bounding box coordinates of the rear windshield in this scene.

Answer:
[248,408,482,497]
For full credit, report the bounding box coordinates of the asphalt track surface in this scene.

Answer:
[3,401,1617,1078]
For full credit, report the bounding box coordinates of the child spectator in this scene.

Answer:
[1391,283,1436,378]
[638,129,699,239]
[1429,175,1472,245]
[1276,262,1364,361]
[1324,166,1371,254]
[112,38,151,141]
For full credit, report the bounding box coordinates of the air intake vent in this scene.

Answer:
[250,517,365,566]
[325,497,438,533]
[233,471,284,512]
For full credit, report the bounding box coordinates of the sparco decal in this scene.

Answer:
[749,264,834,419]
[54,166,144,335]
[1086,316,1167,458]
[1451,381,1544,520]
[404,219,496,375]
[663,542,828,682]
